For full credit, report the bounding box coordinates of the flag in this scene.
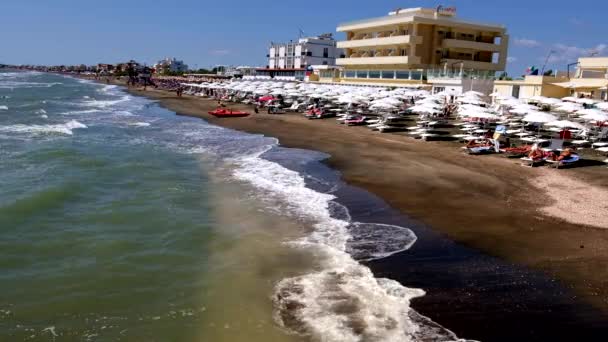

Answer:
[526,66,539,75]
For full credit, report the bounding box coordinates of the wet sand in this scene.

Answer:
[113,82,608,339]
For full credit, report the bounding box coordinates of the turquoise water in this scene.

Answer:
[0,71,464,341]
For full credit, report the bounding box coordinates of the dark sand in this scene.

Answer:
[116,82,608,340]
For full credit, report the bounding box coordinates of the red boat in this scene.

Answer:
[208,108,250,118]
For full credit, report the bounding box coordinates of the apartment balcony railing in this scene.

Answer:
[338,35,421,49]
[337,56,420,66]
[442,39,503,52]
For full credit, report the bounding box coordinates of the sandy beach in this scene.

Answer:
[95,79,608,339]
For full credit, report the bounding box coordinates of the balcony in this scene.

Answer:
[337,56,418,66]
[442,39,503,52]
[337,35,422,49]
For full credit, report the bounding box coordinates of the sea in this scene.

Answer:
[0,71,469,341]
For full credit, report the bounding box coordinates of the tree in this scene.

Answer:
[543,69,553,76]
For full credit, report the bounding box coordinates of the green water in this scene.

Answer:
[0,71,310,341]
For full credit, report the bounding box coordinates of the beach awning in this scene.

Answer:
[553,79,608,89]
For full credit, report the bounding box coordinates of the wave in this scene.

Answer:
[35,109,47,114]
[79,95,131,108]
[0,120,88,136]
[232,148,466,342]
[0,81,62,89]
[0,105,7,110]
[60,109,102,115]
[131,122,151,127]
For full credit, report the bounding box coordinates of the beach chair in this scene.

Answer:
[541,139,564,153]
[465,139,500,155]
[545,154,580,169]
[520,156,545,167]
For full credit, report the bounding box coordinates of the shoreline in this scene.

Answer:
[100,79,608,338]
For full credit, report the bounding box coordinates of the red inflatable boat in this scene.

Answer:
[208,108,250,118]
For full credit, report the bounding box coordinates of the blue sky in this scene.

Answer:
[1,0,606,76]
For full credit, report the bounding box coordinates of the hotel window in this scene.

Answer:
[355,70,368,78]
[368,71,381,79]
[323,48,329,58]
[345,71,355,78]
[381,71,395,79]
[410,71,422,80]
[396,71,410,79]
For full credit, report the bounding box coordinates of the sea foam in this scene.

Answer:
[232,148,465,342]
[0,120,87,136]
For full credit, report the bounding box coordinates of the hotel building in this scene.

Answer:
[257,34,344,81]
[334,7,509,89]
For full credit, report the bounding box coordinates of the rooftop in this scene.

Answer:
[337,7,505,33]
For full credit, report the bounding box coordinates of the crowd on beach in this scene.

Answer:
[140,77,608,169]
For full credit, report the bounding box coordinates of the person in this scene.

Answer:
[527,144,545,161]
[466,138,492,148]
[556,147,575,161]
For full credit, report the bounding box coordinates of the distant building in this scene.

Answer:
[494,57,608,101]
[154,58,189,74]
[96,63,115,74]
[257,34,343,81]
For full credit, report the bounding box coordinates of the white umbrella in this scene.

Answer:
[595,102,608,111]
[462,90,485,97]
[554,102,583,113]
[547,120,586,130]
[576,108,607,116]
[540,98,562,105]
[408,104,441,114]
[523,112,558,123]
[575,98,598,105]
[580,111,608,122]
[462,112,500,120]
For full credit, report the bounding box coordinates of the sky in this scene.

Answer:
[1,0,607,76]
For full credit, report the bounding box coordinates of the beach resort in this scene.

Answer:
[2,3,608,342]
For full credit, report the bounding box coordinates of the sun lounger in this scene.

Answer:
[541,139,564,152]
[520,157,545,167]
[545,154,580,169]
[465,139,500,155]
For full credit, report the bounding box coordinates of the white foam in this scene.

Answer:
[0,81,62,89]
[80,95,130,108]
[0,120,88,136]
[35,109,47,114]
[131,122,151,127]
[0,105,7,110]
[40,115,49,119]
[232,149,465,341]
[60,109,101,115]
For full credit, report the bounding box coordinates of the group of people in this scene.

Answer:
[528,145,578,162]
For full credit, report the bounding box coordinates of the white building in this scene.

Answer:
[268,34,342,69]
[258,34,343,81]
[154,57,189,74]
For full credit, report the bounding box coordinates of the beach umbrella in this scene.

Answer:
[580,111,608,122]
[547,120,586,130]
[462,90,485,97]
[408,104,441,114]
[562,96,578,102]
[555,102,583,113]
[595,102,608,111]
[522,112,558,123]
[369,102,397,110]
[510,104,538,115]
[540,98,562,105]
[575,98,598,105]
